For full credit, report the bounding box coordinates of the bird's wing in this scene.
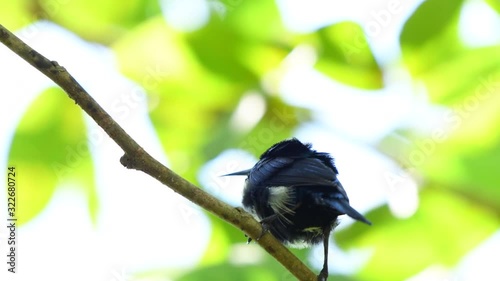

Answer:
[249,156,371,225]
[250,157,338,187]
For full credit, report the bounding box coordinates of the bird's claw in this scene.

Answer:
[245,222,269,244]
[256,222,269,241]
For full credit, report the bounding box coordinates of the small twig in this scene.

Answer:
[0,24,317,281]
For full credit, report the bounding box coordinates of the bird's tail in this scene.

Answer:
[328,199,372,225]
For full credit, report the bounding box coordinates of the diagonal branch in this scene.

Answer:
[0,24,317,281]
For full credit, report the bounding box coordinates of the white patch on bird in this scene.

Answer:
[268,186,296,224]
[302,226,322,233]
[286,227,322,249]
[285,240,312,249]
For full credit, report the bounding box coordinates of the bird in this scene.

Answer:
[224,138,371,281]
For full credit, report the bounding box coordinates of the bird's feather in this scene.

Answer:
[249,157,347,197]
[223,138,371,280]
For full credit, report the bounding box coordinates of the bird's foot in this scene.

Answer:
[246,221,270,244]
[256,222,269,241]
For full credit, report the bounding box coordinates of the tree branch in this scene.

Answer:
[0,24,317,281]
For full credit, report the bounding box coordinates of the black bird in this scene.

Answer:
[224,138,371,281]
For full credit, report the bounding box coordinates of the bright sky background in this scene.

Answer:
[1,0,499,280]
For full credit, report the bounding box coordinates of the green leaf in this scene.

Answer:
[337,189,498,281]
[314,21,383,89]
[113,16,199,83]
[38,0,158,43]
[401,0,464,47]
[185,0,290,84]
[185,17,259,84]
[8,87,97,224]
[420,98,500,207]
[220,0,291,77]
[485,0,500,14]
[0,0,34,30]
[420,46,500,104]
[400,0,465,74]
[404,52,500,205]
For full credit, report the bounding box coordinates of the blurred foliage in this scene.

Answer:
[338,188,498,281]
[314,21,383,89]
[8,87,98,224]
[3,0,500,280]
[487,0,500,13]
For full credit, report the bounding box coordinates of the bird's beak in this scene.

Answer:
[222,169,251,177]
